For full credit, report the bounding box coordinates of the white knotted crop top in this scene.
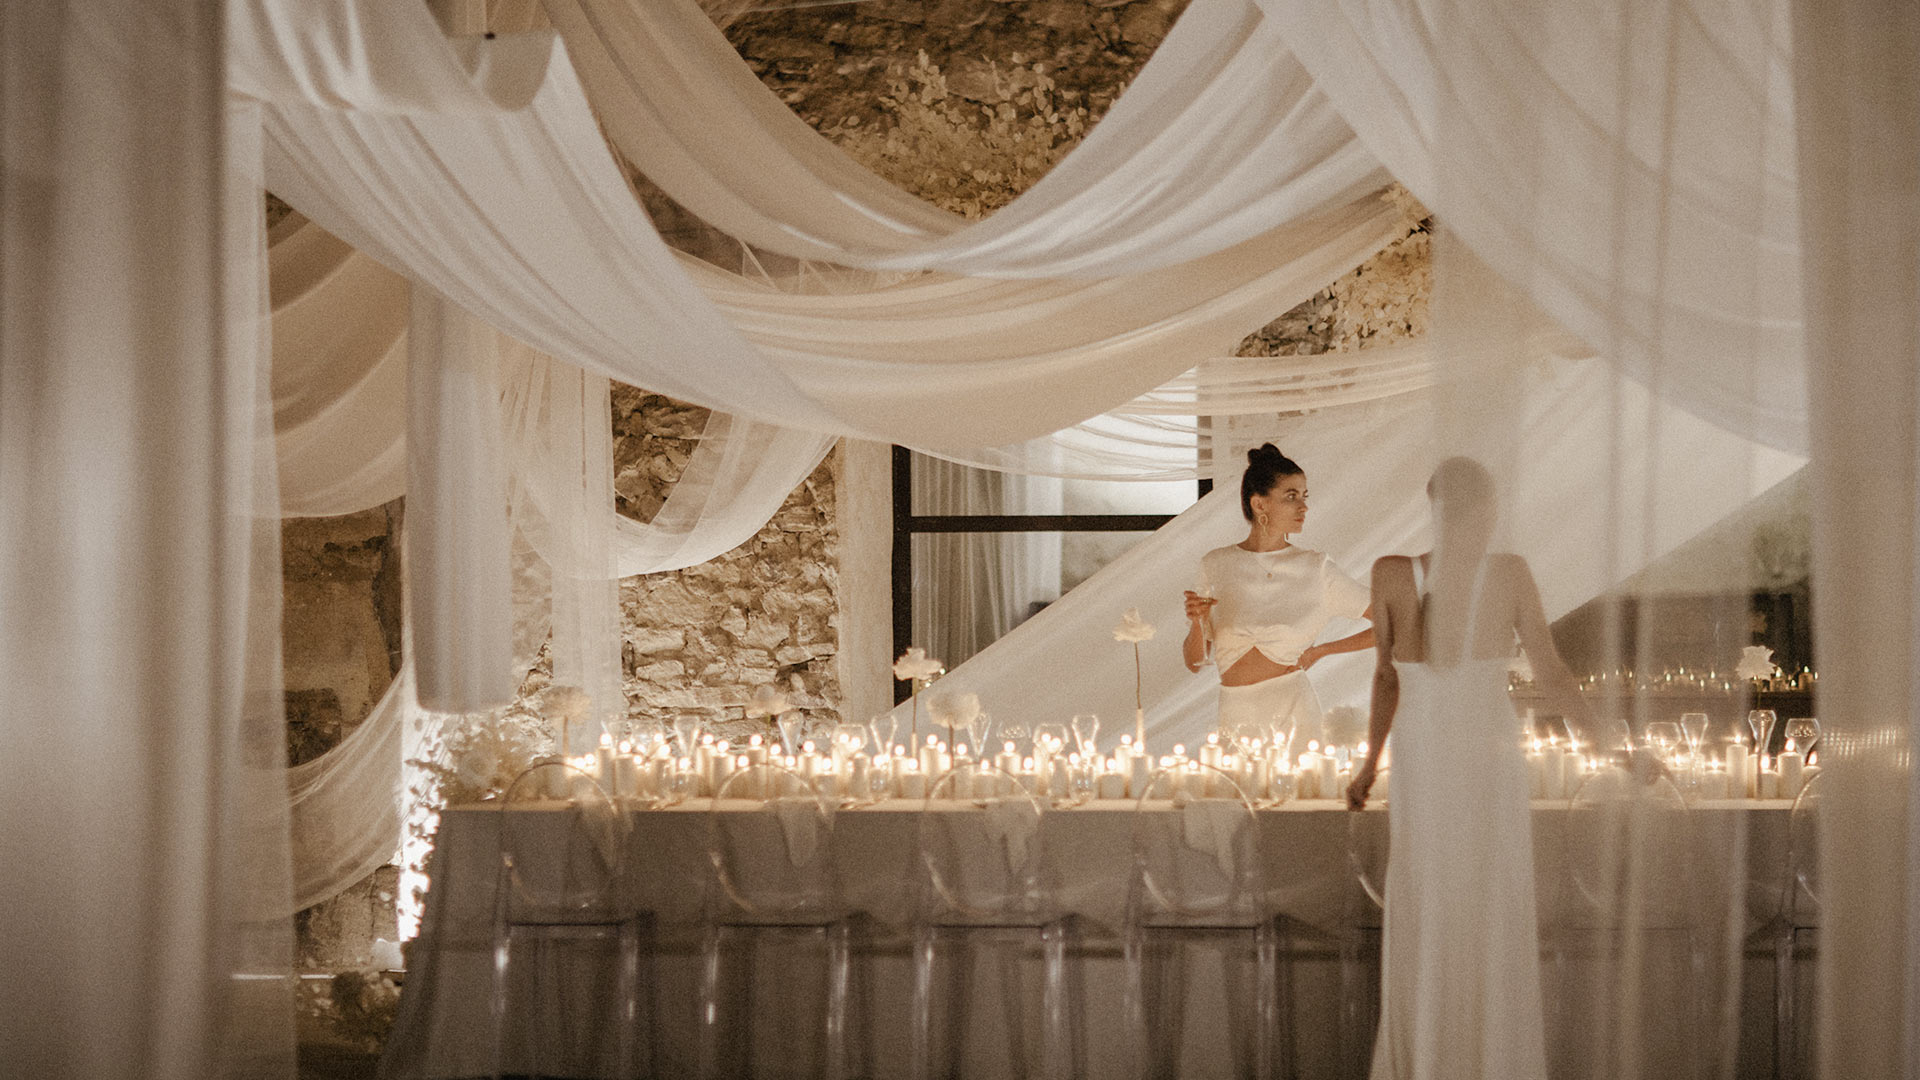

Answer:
[1196,544,1371,672]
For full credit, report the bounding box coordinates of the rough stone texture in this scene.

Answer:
[603,387,843,746]
[281,502,404,971]
[282,503,404,767]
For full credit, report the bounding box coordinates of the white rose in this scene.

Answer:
[1112,608,1156,643]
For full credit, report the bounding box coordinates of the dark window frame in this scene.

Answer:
[889,445,1211,702]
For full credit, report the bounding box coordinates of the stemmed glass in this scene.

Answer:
[777,712,807,757]
[1644,721,1683,763]
[966,711,993,759]
[1070,713,1100,755]
[672,714,702,758]
[1680,712,1710,759]
[869,712,898,756]
[1748,709,1779,756]
[1785,717,1822,757]
[999,721,1031,756]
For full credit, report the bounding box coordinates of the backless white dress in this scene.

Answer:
[1369,558,1547,1080]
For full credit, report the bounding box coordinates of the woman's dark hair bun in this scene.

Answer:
[1240,444,1304,522]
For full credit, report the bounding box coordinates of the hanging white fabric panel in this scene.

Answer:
[250,11,1402,445]
[406,286,517,713]
[1255,0,1806,452]
[548,0,1388,276]
[267,215,408,516]
[497,343,625,745]
[0,10,294,1073]
[1793,0,1920,1071]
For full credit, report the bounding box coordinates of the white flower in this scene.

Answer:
[929,690,980,726]
[542,684,592,724]
[893,646,944,682]
[1508,649,1535,683]
[1735,645,1777,681]
[1112,608,1156,643]
[745,683,790,718]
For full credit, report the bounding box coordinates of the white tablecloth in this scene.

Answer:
[380,799,1796,1079]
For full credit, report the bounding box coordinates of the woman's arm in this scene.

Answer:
[1508,556,1609,750]
[1181,590,1215,673]
[1300,605,1375,669]
[1348,573,1398,808]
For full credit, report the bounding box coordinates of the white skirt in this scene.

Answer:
[1215,670,1325,745]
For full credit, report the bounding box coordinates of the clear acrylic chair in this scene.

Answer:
[492,761,646,1080]
[1552,766,1698,1076]
[911,759,1077,1080]
[1342,767,1390,1080]
[1776,770,1822,1079]
[1125,761,1278,1080]
[699,763,850,1080]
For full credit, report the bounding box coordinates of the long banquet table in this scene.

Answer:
[380,798,1803,1080]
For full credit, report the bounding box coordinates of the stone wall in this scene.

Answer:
[606,388,843,743]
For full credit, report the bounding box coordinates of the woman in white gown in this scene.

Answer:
[1346,457,1595,1080]
[1181,445,1374,746]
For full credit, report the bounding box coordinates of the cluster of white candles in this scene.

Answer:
[1522,734,1820,801]
[558,727,1387,806]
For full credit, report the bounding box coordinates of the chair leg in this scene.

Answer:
[697,924,723,1080]
[490,927,512,1080]
[1775,923,1795,1080]
[1041,920,1074,1080]
[825,921,851,1080]
[911,924,935,1080]
[617,921,642,1080]
[1256,920,1279,1080]
[1123,923,1148,1080]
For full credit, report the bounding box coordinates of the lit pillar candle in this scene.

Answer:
[1128,753,1152,799]
[1098,758,1128,800]
[997,742,1021,777]
[1527,740,1546,799]
[1725,743,1751,799]
[919,736,942,781]
[900,760,926,799]
[1295,752,1319,800]
[1759,757,1780,799]
[1540,742,1568,800]
[745,734,768,767]
[847,753,870,800]
[1049,756,1071,801]
[1701,762,1729,800]
[596,733,618,793]
[1777,751,1804,797]
[615,749,641,802]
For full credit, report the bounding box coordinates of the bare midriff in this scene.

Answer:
[1219,648,1301,687]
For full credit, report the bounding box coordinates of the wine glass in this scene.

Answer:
[1748,709,1779,755]
[965,710,992,758]
[1785,717,1821,757]
[999,721,1030,755]
[1680,712,1710,757]
[869,712,898,756]
[1070,713,1100,755]
[778,712,806,757]
[1265,717,1297,763]
[1645,721,1683,762]
[672,714,701,757]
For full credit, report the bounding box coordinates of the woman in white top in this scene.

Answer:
[1182,445,1374,745]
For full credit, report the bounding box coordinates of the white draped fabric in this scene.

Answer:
[1,9,292,1077]
[1793,1,1920,1072]
[1255,0,1805,453]
[15,0,1920,1071]
[549,0,1389,276]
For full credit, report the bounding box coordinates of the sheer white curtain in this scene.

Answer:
[909,455,1063,672]
[0,8,293,1077]
[1792,0,1920,1072]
